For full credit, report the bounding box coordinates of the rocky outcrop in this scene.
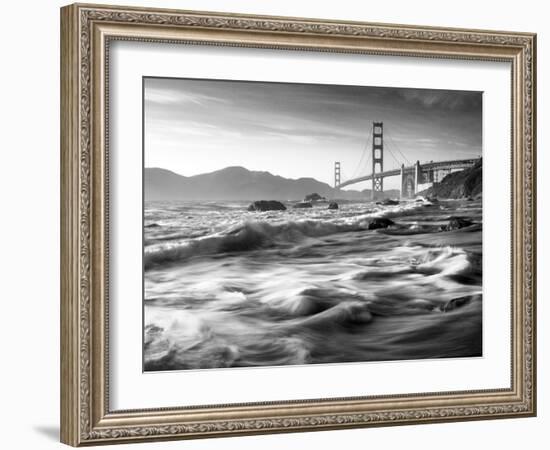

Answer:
[418,159,482,200]
[247,200,286,212]
[304,193,326,202]
[293,202,313,209]
[328,202,339,210]
[443,216,473,231]
[368,218,395,230]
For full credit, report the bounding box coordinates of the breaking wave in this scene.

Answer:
[144,201,443,269]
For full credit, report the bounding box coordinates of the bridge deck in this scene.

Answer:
[337,158,479,189]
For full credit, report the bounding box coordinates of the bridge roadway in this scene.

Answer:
[337,158,479,189]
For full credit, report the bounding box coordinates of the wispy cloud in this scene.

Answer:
[144,77,482,186]
[145,86,230,106]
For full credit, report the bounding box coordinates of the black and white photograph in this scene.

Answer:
[143,77,483,372]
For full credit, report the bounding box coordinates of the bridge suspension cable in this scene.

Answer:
[351,142,372,182]
[340,169,353,183]
[385,124,411,166]
[349,125,372,180]
[385,144,403,169]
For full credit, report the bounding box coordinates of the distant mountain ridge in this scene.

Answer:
[145,166,399,201]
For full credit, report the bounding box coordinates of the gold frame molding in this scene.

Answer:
[60,2,537,446]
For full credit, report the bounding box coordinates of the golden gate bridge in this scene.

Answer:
[334,122,480,199]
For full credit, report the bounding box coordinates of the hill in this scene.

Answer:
[144,166,399,201]
[418,159,482,199]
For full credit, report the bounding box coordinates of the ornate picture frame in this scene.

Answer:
[60,3,536,446]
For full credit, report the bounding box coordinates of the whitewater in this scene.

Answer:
[143,198,482,371]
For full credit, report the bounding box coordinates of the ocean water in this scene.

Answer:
[144,198,482,371]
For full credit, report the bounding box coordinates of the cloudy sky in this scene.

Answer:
[144,77,482,190]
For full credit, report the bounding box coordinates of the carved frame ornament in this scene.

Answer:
[60,3,536,446]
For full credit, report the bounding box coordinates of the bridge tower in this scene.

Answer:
[371,122,384,200]
[400,160,421,199]
[334,161,341,188]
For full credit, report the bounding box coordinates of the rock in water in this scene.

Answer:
[293,202,313,209]
[247,200,286,212]
[376,199,399,206]
[304,193,326,202]
[444,216,473,231]
[328,202,339,210]
[441,294,480,312]
[368,218,395,230]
